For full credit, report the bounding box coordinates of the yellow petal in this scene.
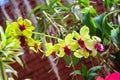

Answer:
[74,49,83,58]
[83,49,89,58]
[57,49,65,57]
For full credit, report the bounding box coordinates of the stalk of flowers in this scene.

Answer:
[44,26,104,58]
[45,33,78,57]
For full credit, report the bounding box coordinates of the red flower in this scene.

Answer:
[96,72,120,80]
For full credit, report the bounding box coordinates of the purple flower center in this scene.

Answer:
[78,38,85,48]
[64,46,71,56]
[85,47,92,54]
[19,36,26,46]
[19,24,26,31]
[95,43,104,51]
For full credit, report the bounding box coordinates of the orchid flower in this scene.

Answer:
[10,17,35,46]
[73,26,92,58]
[73,26,104,58]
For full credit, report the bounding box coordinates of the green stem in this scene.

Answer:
[97,53,116,72]
[33,32,60,40]
[70,56,78,80]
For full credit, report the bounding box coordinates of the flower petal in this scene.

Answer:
[17,17,23,25]
[105,72,120,80]
[72,31,80,39]
[57,49,65,57]
[74,49,83,58]
[80,26,89,37]
[65,34,73,43]
[96,76,104,80]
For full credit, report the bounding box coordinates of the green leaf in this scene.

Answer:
[88,73,98,80]
[46,0,57,7]
[94,13,106,32]
[111,27,120,48]
[0,26,6,48]
[28,4,46,19]
[14,56,23,67]
[82,11,96,35]
[78,0,90,7]
[88,66,103,73]
[82,6,97,16]
[5,64,17,76]
[0,61,7,80]
[63,54,80,65]
[70,70,81,75]
[102,17,112,35]
[81,64,88,79]
[103,0,117,8]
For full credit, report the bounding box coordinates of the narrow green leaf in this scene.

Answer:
[82,11,96,35]
[88,66,103,73]
[5,64,17,76]
[81,64,88,79]
[0,26,6,48]
[28,5,46,19]
[0,61,7,80]
[14,56,23,67]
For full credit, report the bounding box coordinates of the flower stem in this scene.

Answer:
[70,56,78,80]
[33,32,60,40]
[97,53,116,72]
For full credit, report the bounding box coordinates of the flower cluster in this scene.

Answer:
[45,26,104,58]
[8,17,41,52]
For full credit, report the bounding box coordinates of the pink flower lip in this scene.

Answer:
[95,43,104,51]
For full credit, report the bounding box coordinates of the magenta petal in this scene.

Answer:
[105,72,120,80]
[64,46,71,56]
[96,76,105,80]
[95,43,104,51]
